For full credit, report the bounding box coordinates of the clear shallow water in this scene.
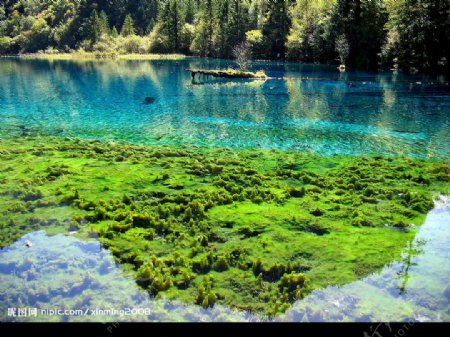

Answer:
[0,58,449,159]
[1,197,449,322]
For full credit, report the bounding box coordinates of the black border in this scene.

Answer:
[0,322,449,337]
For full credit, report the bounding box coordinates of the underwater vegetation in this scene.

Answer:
[190,69,268,81]
[0,136,448,316]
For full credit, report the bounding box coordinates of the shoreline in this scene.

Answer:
[1,52,187,61]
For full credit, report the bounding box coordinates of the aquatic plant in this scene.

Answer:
[279,272,309,292]
[213,255,229,272]
[289,187,306,198]
[195,276,218,309]
[0,136,448,315]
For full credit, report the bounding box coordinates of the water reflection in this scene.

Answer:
[0,58,449,159]
[280,196,450,322]
[0,231,254,322]
[1,197,449,322]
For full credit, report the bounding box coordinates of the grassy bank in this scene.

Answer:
[0,136,448,316]
[17,52,187,61]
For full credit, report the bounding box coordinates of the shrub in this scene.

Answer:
[245,30,266,59]
[117,35,151,54]
[0,36,12,54]
[92,35,117,53]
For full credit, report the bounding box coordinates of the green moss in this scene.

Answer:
[288,186,306,198]
[195,275,218,309]
[279,272,309,291]
[191,69,267,80]
[213,255,229,272]
[0,136,448,316]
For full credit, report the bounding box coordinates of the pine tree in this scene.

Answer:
[111,26,119,38]
[88,9,103,44]
[121,14,136,37]
[156,0,171,50]
[99,10,110,36]
[227,0,249,55]
[262,0,291,59]
[185,0,195,24]
[146,18,155,35]
[169,0,181,52]
[191,0,215,57]
[330,0,387,70]
[286,0,336,63]
[205,0,214,56]
[384,0,449,74]
[135,0,160,35]
[216,0,229,57]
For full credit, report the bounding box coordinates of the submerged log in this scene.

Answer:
[190,69,267,81]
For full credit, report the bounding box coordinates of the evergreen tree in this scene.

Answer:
[146,18,155,34]
[184,0,195,24]
[262,0,291,59]
[107,0,129,30]
[383,0,449,74]
[134,0,160,35]
[191,0,215,56]
[99,10,110,36]
[169,0,182,52]
[286,0,336,62]
[0,0,448,75]
[216,0,229,57]
[88,9,103,44]
[205,0,215,56]
[227,0,249,54]
[111,25,119,38]
[330,0,387,70]
[155,0,171,51]
[121,13,135,36]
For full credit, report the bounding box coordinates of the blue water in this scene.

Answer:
[1,196,449,322]
[1,58,449,159]
[1,58,449,321]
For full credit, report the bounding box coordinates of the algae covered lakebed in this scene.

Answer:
[1,58,449,321]
[1,136,448,316]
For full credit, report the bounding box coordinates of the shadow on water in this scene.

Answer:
[1,196,449,322]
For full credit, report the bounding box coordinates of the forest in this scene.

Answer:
[0,0,449,74]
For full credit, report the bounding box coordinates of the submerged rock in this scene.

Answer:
[143,97,156,105]
[443,284,450,300]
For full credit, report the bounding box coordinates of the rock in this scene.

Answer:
[143,97,156,105]
[25,240,32,248]
[443,284,450,300]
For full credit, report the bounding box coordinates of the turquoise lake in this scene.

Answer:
[0,58,449,322]
[0,58,449,159]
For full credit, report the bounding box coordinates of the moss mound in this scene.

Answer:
[0,136,448,316]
